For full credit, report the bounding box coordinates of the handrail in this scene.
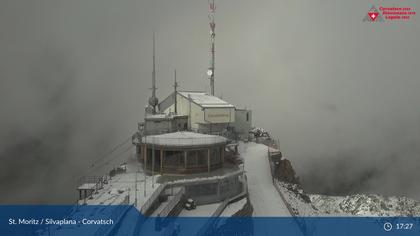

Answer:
[158,187,185,218]
[166,169,244,186]
[140,184,166,215]
[93,202,131,236]
[266,145,312,235]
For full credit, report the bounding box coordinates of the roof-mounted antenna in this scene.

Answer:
[173,69,179,114]
[207,0,216,96]
[148,32,158,114]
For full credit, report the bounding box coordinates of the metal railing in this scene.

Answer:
[93,200,131,236]
[157,187,185,218]
[78,175,108,187]
[140,184,166,215]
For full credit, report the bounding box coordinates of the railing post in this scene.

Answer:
[221,145,224,167]
[144,146,147,170]
[160,149,164,173]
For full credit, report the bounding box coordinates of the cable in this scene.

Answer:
[90,136,132,167]
[88,145,134,174]
[63,136,135,186]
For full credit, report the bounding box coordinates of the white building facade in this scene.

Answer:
[159,91,235,134]
[233,109,252,140]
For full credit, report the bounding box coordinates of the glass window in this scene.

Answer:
[210,147,221,164]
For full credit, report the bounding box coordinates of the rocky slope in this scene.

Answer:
[271,150,420,216]
[310,194,420,216]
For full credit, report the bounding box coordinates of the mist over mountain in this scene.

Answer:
[1,0,419,203]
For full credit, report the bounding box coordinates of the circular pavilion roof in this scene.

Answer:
[142,131,227,147]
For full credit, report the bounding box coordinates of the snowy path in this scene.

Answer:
[178,203,220,217]
[240,142,291,216]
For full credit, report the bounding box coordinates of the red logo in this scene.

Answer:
[368,12,378,21]
[363,6,384,22]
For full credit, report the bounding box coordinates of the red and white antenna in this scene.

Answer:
[207,0,216,96]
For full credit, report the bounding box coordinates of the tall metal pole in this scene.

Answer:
[173,70,178,114]
[144,121,147,197]
[144,168,147,197]
[152,32,157,111]
[148,32,158,114]
[208,0,216,96]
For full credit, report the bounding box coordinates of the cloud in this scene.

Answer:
[0,0,419,202]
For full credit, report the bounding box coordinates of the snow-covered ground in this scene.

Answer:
[136,203,222,236]
[80,157,161,210]
[41,157,163,236]
[178,203,221,217]
[275,181,318,216]
[239,142,291,216]
[310,194,420,216]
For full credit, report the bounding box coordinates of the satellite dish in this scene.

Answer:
[145,105,154,114]
[148,96,159,107]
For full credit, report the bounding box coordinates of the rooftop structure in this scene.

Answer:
[232,108,252,140]
[142,131,227,147]
[138,113,189,136]
[159,91,235,134]
[140,131,227,174]
[178,91,234,108]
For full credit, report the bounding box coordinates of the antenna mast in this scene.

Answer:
[148,32,158,114]
[207,0,216,96]
[173,70,179,114]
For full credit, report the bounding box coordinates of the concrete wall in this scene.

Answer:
[145,119,172,135]
[171,116,188,131]
[198,123,230,135]
[184,176,243,205]
[233,109,252,140]
[144,116,188,135]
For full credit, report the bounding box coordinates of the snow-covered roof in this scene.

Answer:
[178,91,235,108]
[142,131,227,147]
[145,113,168,119]
[145,113,188,120]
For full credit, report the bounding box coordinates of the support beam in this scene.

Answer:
[217,180,220,197]
[221,146,224,167]
[160,149,163,173]
[207,148,211,172]
[144,147,147,170]
[84,190,87,205]
[184,151,187,169]
[195,150,198,167]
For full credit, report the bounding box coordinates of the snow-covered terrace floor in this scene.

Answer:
[178,203,221,217]
[239,142,291,216]
[80,157,161,209]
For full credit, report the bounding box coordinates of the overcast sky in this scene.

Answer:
[0,0,419,203]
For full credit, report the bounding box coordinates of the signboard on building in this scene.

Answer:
[204,108,234,123]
